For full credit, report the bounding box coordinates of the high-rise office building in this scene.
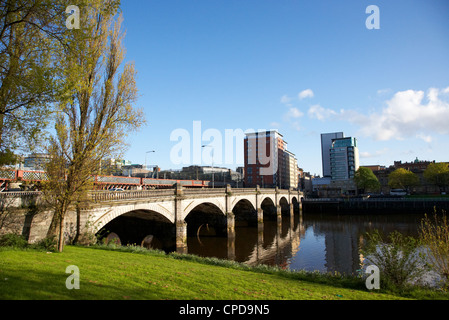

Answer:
[284,150,298,189]
[321,132,344,177]
[244,130,298,188]
[330,137,359,181]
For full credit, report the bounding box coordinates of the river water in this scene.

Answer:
[186,212,427,275]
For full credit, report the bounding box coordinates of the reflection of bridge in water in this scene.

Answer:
[186,213,306,268]
[241,219,305,267]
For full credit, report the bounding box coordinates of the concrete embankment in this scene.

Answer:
[302,198,449,214]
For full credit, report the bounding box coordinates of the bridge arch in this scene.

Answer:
[93,202,175,233]
[279,195,289,204]
[232,198,256,212]
[260,196,276,220]
[230,195,257,213]
[279,196,290,215]
[93,204,176,251]
[232,198,257,227]
[291,196,300,212]
[184,202,228,238]
[259,194,276,207]
[182,198,226,219]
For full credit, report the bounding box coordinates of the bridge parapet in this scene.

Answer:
[0,186,303,208]
[0,186,303,207]
[90,189,175,203]
[183,188,226,196]
[0,191,42,208]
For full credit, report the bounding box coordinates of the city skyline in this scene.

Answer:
[117,0,449,176]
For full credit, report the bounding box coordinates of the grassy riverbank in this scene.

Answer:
[0,245,446,300]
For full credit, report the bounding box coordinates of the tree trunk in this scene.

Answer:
[73,203,81,244]
[58,214,65,252]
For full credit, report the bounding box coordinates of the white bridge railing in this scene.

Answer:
[1,187,301,206]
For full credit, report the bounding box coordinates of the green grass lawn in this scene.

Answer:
[0,246,444,300]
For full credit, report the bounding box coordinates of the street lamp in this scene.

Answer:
[202,145,214,188]
[145,150,155,178]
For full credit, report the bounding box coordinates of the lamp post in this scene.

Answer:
[202,145,214,188]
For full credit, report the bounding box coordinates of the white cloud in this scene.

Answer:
[300,86,449,144]
[282,107,304,131]
[308,104,337,121]
[416,133,433,143]
[355,88,449,141]
[280,95,292,104]
[298,89,314,100]
[377,88,391,95]
[285,107,304,119]
[359,148,389,159]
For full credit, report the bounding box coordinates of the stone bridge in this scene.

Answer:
[1,185,303,255]
[86,184,303,253]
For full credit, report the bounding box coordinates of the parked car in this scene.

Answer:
[390,189,407,196]
[109,188,124,191]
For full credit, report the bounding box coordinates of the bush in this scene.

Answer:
[420,213,449,289]
[361,230,428,290]
[0,233,28,248]
[0,233,58,252]
[31,236,57,252]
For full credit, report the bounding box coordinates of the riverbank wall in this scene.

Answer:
[302,198,449,214]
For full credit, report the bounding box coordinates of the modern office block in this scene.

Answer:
[321,132,344,178]
[330,137,359,181]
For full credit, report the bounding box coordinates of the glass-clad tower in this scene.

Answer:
[330,137,359,181]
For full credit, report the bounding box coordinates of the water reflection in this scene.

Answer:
[186,212,427,275]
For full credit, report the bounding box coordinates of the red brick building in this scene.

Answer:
[244,130,297,189]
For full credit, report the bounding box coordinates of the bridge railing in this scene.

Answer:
[89,189,175,202]
[231,188,259,194]
[183,188,226,196]
[0,187,303,206]
[0,191,42,207]
[88,187,300,202]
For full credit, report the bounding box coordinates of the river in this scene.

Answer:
[185,212,427,275]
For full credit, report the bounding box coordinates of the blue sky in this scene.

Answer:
[119,0,449,176]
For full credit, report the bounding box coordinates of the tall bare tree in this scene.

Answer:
[43,0,145,252]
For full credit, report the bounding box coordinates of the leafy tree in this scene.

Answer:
[388,168,419,193]
[43,0,145,252]
[0,0,70,165]
[354,167,380,194]
[423,162,449,193]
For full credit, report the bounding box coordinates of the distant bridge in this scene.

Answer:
[0,169,211,190]
[1,185,303,254]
